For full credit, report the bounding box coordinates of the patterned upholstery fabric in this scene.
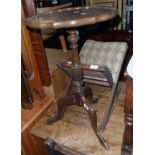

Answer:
[80,40,128,83]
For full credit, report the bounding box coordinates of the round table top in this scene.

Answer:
[26,6,117,30]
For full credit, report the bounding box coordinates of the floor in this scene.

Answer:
[30,82,126,155]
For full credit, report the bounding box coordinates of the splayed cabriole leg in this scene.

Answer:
[82,91,109,150]
[46,95,75,124]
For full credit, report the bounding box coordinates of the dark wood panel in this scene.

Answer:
[31,135,48,155]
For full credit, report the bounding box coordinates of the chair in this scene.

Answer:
[79,40,128,133]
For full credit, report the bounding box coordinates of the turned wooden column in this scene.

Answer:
[67,30,84,98]
[67,30,80,66]
[121,75,133,155]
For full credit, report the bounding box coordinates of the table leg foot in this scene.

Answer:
[46,96,74,125]
[82,95,109,150]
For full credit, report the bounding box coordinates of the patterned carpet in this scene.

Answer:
[31,82,126,155]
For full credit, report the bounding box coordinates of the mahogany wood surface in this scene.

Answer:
[21,96,53,155]
[22,0,51,86]
[26,6,117,29]
[21,5,44,99]
[121,76,133,155]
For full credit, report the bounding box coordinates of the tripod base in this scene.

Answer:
[46,29,109,150]
[46,80,109,150]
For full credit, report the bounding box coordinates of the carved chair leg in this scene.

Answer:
[46,95,74,124]
[82,96,109,150]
